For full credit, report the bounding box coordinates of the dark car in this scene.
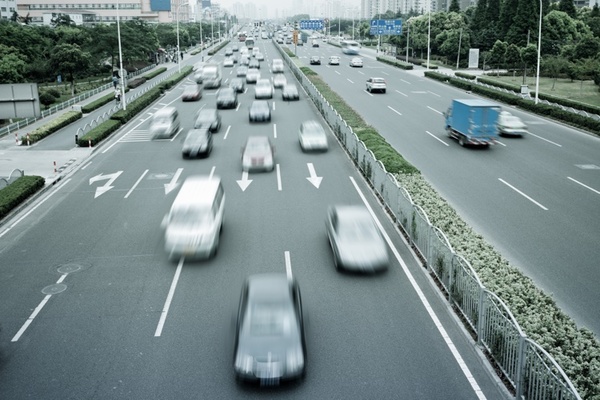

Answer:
[182,128,212,158]
[216,87,238,109]
[194,108,222,133]
[234,273,306,385]
[309,56,321,65]
[282,84,299,101]
[181,85,202,101]
[249,100,271,122]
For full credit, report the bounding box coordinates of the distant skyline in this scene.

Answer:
[216,0,362,20]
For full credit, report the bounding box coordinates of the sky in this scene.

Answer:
[214,0,362,20]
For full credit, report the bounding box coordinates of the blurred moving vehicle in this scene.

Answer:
[223,58,234,68]
[311,39,319,47]
[340,39,360,55]
[163,176,224,260]
[272,59,284,73]
[366,77,387,93]
[282,84,299,101]
[150,107,180,139]
[216,87,238,109]
[248,59,260,69]
[246,69,261,84]
[328,56,340,65]
[254,79,274,99]
[249,100,272,122]
[236,66,248,77]
[225,47,233,56]
[299,120,328,152]
[202,63,222,88]
[325,205,389,272]
[182,128,212,158]
[240,56,250,66]
[497,111,528,137]
[181,85,202,101]
[256,52,265,61]
[349,57,363,67]
[234,273,306,385]
[309,56,321,65]
[273,74,287,89]
[241,136,275,172]
[230,77,246,93]
[194,108,222,133]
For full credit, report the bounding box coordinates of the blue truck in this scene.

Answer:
[444,99,501,146]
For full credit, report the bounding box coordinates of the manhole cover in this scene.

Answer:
[53,261,91,275]
[42,283,67,295]
[58,263,82,274]
[148,173,173,180]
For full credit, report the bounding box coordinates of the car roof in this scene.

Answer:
[246,273,292,302]
[332,205,372,221]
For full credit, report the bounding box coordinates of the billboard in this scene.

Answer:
[0,83,41,119]
[468,48,480,69]
[150,0,171,11]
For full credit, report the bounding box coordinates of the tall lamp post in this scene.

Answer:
[176,0,189,73]
[426,8,431,69]
[534,0,542,104]
[116,0,126,109]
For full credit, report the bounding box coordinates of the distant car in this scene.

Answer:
[325,205,389,272]
[232,45,239,52]
[297,39,304,46]
[311,40,319,47]
[309,56,321,65]
[241,136,275,172]
[194,108,221,133]
[230,77,246,93]
[299,120,328,152]
[248,59,260,69]
[223,58,234,68]
[497,111,528,137]
[273,74,287,89]
[366,77,387,93]
[256,52,264,61]
[254,79,273,99]
[349,57,363,67]
[249,100,271,123]
[225,47,233,56]
[246,69,261,84]
[236,66,248,77]
[272,59,284,73]
[194,71,203,84]
[216,87,238,109]
[182,128,212,158]
[282,83,299,101]
[233,273,306,384]
[181,85,202,101]
[240,56,250,66]
[328,56,340,65]
[252,47,260,57]
[150,107,180,139]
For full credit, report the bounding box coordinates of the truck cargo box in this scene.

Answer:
[445,99,501,146]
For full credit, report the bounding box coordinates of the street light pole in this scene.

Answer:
[116,0,126,109]
[426,9,431,69]
[176,0,188,74]
[534,0,542,104]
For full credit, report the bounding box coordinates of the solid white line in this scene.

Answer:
[224,125,231,139]
[154,257,184,337]
[348,176,486,400]
[426,130,450,146]
[12,295,52,342]
[527,132,562,147]
[209,166,216,179]
[81,161,92,170]
[400,79,411,85]
[0,178,72,239]
[125,169,148,198]
[276,164,282,191]
[273,124,277,138]
[428,91,441,97]
[284,251,292,280]
[498,178,548,210]
[568,176,600,195]
[347,78,354,84]
[365,90,373,97]
[387,106,402,116]
[335,70,341,75]
[395,90,408,97]
[428,106,443,115]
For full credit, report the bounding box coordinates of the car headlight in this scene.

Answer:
[235,353,254,373]
[286,347,304,373]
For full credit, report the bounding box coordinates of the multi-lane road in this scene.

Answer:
[0,38,507,398]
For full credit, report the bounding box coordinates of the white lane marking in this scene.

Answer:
[357,71,365,75]
[568,176,600,195]
[348,176,486,400]
[276,164,282,191]
[236,102,241,111]
[381,71,389,75]
[125,169,149,198]
[365,90,373,97]
[426,130,449,146]
[388,106,402,116]
[428,106,443,115]
[335,70,341,75]
[0,178,71,239]
[223,125,231,140]
[273,102,276,111]
[428,91,440,97]
[209,166,216,179]
[273,124,277,138]
[527,131,562,147]
[495,140,506,147]
[498,178,548,210]
[395,90,408,97]
[347,78,354,84]
[285,251,292,280]
[154,257,184,337]
[400,79,411,85]
[12,273,68,342]
[81,161,92,170]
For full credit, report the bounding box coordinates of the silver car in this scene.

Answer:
[273,74,287,89]
[325,205,389,272]
[254,79,273,99]
[246,69,261,84]
[299,120,328,152]
[497,111,528,137]
[241,136,274,172]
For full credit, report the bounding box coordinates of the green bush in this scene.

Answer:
[376,56,414,70]
[127,77,147,89]
[47,88,61,98]
[39,92,57,108]
[110,87,163,124]
[77,119,122,147]
[208,40,229,55]
[455,71,476,80]
[299,67,316,76]
[143,67,167,80]
[20,111,81,144]
[0,176,45,219]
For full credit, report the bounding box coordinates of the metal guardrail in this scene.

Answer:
[0,169,25,189]
[275,43,582,400]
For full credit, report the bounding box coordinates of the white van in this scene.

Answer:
[202,63,222,89]
[150,107,180,139]
[163,176,225,260]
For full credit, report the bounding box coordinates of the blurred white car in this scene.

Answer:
[254,79,274,99]
[223,58,234,68]
[350,57,363,67]
[273,74,287,89]
[299,120,328,152]
[328,56,340,65]
[256,52,265,61]
[366,77,387,93]
[242,136,274,172]
[246,69,261,84]
[497,111,528,137]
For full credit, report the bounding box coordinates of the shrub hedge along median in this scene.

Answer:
[0,176,45,219]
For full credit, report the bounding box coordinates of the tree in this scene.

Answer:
[558,0,577,19]
[574,36,600,59]
[448,0,460,13]
[542,55,569,90]
[505,43,521,71]
[505,0,540,47]
[490,40,507,75]
[0,44,27,83]
[51,14,76,27]
[498,0,519,39]
[48,43,91,96]
[521,43,538,83]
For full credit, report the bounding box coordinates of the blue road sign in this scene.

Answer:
[369,19,403,35]
[300,19,324,30]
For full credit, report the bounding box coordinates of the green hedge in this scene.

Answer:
[143,67,167,80]
[376,56,414,70]
[80,87,130,114]
[20,111,81,145]
[455,71,476,80]
[0,176,45,219]
[77,119,122,147]
[208,40,230,55]
[127,77,147,88]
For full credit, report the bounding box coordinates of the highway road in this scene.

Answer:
[291,42,600,336]
[0,38,507,398]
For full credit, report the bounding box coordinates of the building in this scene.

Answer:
[1,0,17,20]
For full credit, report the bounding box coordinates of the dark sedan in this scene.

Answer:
[194,108,221,133]
[249,100,271,122]
[216,87,238,109]
[234,273,306,385]
[182,128,212,158]
[309,56,321,65]
[282,84,299,101]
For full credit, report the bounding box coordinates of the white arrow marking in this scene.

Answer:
[89,171,123,198]
[237,170,253,191]
[306,163,323,188]
[164,168,183,195]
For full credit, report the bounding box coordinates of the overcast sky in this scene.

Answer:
[215,0,361,20]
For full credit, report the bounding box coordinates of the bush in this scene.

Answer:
[127,77,147,89]
[0,176,45,219]
[20,111,81,145]
[39,92,57,108]
[376,56,414,70]
[78,119,122,147]
[208,40,229,55]
[455,71,476,80]
[47,88,61,98]
[143,67,167,80]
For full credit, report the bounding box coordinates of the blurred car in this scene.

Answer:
[240,56,250,66]
[151,107,181,139]
[276,37,284,44]
[249,100,271,123]
[366,77,387,93]
[298,120,328,152]
[194,71,203,84]
[497,111,528,137]
[325,205,389,272]
[311,40,319,47]
[328,56,340,65]
[246,69,261,84]
[252,47,260,57]
[181,85,202,101]
[309,56,321,65]
[230,77,246,93]
[194,108,222,133]
[225,47,233,56]
[216,87,238,109]
[256,52,265,61]
[248,59,260,69]
[182,128,212,158]
[273,74,287,89]
[241,136,275,172]
[224,58,234,68]
[272,59,284,73]
[232,45,239,52]
[282,83,299,101]
[233,273,306,384]
[349,57,363,67]
[254,79,273,99]
[236,66,248,77]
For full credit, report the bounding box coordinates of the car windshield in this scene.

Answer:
[246,138,269,150]
[373,78,384,83]
[247,303,293,337]
[338,217,378,240]
[170,207,211,227]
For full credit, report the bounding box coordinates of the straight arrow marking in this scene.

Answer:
[164,168,183,195]
[306,163,323,188]
[237,170,253,191]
